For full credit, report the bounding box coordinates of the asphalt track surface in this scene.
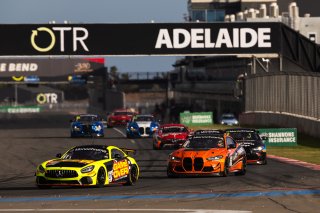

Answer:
[0,113,319,213]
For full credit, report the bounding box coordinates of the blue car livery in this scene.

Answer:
[126,115,159,138]
[70,114,104,138]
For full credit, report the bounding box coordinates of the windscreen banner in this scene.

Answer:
[0,23,281,56]
[180,112,213,126]
[258,128,297,146]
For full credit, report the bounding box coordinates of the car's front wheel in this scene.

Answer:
[124,165,138,186]
[96,168,106,187]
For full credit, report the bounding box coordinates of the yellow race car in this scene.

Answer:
[35,145,139,188]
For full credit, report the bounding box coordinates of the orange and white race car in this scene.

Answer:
[167,131,246,177]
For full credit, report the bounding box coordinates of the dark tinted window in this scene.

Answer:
[62,147,108,160]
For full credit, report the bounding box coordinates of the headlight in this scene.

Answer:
[130,126,137,131]
[252,146,265,151]
[73,125,80,131]
[93,125,102,131]
[207,155,223,161]
[234,121,239,124]
[170,156,181,162]
[37,165,45,173]
[81,165,95,173]
[221,121,225,124]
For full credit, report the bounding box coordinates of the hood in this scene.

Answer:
[173,148,226,158]
[136,121,152,127]
[161,132,188,140]
[45,159,95,168]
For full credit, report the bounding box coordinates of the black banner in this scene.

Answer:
[0,58,104,78]
[0,22,281,56]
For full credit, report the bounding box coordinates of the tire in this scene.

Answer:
[96,168,106,187]
[126,133,132,139]
[167,168,177,178]
[235,159,247,176]
[125,165,138,186]
[36,177,51,189]
[219,159,229,177]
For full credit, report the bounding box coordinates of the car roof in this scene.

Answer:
[194,129,224,135]
[73,144,108,149]
[225,128,257,133]
[76,114,99,117]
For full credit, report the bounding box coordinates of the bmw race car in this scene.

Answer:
[70,114,104,138]
[167,130,246,177]
[126,114,159,138]
[225,128,267,165]
[153,124,191,150]
[35,145,139,188]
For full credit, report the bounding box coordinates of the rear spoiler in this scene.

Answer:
[120,148,137,155]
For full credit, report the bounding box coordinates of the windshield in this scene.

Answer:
[134,116,154,122]
[186,137,225,149]
[76,115,99,122]
[228,131,260,141]
[162,127,187,133]
[62,147,109,160]
[222,114,235,119]
[114,112,133,116]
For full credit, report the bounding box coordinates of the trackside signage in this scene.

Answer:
[258,128,297,146]
[0,106,41,113]
[180,112,213,126]
[0,23,281,56]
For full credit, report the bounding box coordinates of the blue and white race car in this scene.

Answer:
[126,115,159,138]
[70,114,104,138]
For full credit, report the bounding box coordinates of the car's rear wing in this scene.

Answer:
[120,148,137,155]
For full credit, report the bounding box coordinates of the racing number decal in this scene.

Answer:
[112,159,129,180]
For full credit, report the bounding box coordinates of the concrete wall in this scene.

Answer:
[240,112,320,139]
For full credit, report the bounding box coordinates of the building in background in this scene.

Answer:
[171,1,320,122]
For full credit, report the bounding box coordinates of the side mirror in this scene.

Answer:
[261,136,268,141]
[227,144,236,149]
[56,153,62,158]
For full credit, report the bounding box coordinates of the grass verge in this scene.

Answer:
[189,124,320,165]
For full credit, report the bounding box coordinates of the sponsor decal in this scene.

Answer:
[12,76,24,81]
[258,128,297,146]
[113,160,129,180]
[36,93,58,104]
[155,28,271,49]
[0,63,38,72]
[0,106,41,113]
[74,62,93,73]
[30,27,89,52]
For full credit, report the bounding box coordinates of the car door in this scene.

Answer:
[110,148,130,183]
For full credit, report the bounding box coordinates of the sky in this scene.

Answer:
[0,0,188,72]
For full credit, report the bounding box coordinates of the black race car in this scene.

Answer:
[225,128,267,165]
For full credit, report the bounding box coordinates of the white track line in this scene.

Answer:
[0,209,251,213]
[114,127,136,144]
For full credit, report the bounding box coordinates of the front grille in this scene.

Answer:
[194,158,204,171]
[183,157,192,171]
[146,127,151,134]
[82,125,92,134]
[202,166,214,172]
[139,127,144,134]
[46,170,78,178]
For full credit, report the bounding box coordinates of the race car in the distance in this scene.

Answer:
[167,132,246,177]
[153,124,191,150]
[70,114,104,138]
[35,145,139,188]
[225,128,267,165]
[107,109,136,128]
[126,114,159,138]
